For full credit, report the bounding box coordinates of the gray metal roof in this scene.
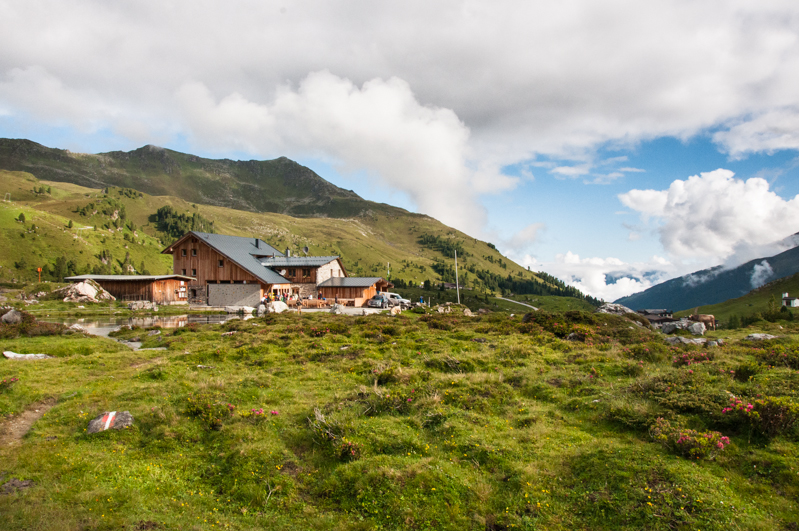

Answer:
[318,277,384,288]
[261,256,340,267]
[65,274,196,282]
[181,232,290,285]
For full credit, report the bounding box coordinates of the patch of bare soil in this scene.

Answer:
[0,477,34,495]
[0,398,56,447]
[130,356,163,369]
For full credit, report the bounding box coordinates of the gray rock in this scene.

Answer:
[256,304,267,317]
[1,309,23,324]
[688,322,706,336]
[87,411,134,434]
[3,351,53,360]
[595,303,634,316]
[463,308,474,317]
[225,306,255,314]
[707,340,718,347]
[128,301,157,311]
[329,303,344,315]
[147,329,161,336]
[717,339,724,346]
[744,333,778,341]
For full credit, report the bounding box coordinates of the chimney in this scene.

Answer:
[255,238,259,249]
[286,248,291,257]
[784,293,789,299]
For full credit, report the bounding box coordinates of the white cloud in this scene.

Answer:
[619,169,799,260]
[750,260,774,289]
[173,71,512,233]
[507,223,545,250]
[523,252,677,301]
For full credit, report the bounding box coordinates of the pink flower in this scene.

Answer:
[270,410,279,415]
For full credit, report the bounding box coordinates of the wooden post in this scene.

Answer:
[37,267,42,283]
[454,250,460,305]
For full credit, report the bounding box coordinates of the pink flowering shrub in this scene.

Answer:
[672,351,714,367]
[0,376,19,392]
[185,391,236,430]
[650,418,730,459]
[722,395,799,437]
[755,344,799,370]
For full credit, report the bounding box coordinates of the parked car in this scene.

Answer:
[384,292,410,306]
[366,293,392,309]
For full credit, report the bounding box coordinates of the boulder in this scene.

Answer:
[61,280,115,303]
[3,351,53,360]
[225,306,255,314]
[463,308,474,317]
[688,322,706,336]
[664,336,707,346]
[389,306,402,316]
[1,309,23,324]
[329,303,344,315]
[744,333,778,341]
[595,303,635,316]
[147,329,161,336]
[87,411,134,434]
[128,301,157,311]
[256,304,267,317]
[270,301,289,314]
[67,323,88,333]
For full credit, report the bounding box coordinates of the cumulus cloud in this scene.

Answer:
[750,260,774,289]
[174,71,512,232]
[522,252,677,302]
[619,169,799,261]
[507,223,545,250]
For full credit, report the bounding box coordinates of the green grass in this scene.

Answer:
[1,308,798,530]
[675,272,799,324]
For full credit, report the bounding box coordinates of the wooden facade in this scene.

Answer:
[168,235,268,304]
[318,284,379,307]
[65,275,193,304]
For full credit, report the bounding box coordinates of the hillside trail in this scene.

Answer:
[496,297,539,310]
[0,398,56,447]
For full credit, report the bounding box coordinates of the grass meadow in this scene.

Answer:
[1,307,798,530]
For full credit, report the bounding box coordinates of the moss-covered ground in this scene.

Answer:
[1,308,798,530]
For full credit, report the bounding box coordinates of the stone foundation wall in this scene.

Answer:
[208,283,261,307]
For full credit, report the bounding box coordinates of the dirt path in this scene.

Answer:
[0,399,56,447]
[496,297,539,310]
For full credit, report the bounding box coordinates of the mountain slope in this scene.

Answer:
[672,272,799,322]
[0,138,389,218]
[615,243,799,311]
[0,166,597,304]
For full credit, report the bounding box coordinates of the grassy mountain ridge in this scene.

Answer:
[615,243,799,312]
[0,138,388,219]
[0,167,597,304]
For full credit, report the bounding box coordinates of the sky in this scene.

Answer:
[2,0,799,301]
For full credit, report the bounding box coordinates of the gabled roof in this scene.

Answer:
[65,274,196,282]
[261,256,340,267]
[318,277,385,288]
[163,231,289,285]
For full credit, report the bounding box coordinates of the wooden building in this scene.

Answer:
[64,274,195,304]
[318,277,391,307]
[162,231,388,307]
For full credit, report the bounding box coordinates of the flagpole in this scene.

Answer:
[455,250,460,305]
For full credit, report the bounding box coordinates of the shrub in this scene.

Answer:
[0,376,19,392]
[307,407,361,461]
[0,309,65,339]
[756,343,799,370]
[622,360,645,377]
[734,361,763,382]
[184,391,235,430]
[370,362,399,385]
[722,395,799,437]
[672,351,714,367]
[650,418,731,459]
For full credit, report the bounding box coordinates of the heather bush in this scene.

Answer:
[722,395,799,437]
[650,418,731,459]
[184,391,235,430]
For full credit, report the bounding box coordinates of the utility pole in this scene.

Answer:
[387,262,390,279]
[454,250,460,305]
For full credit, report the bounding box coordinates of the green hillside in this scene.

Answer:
[0,168,598,305]
[675,273,799,324]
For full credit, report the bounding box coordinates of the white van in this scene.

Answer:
[383,292,410,306]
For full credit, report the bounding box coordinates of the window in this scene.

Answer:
[218,260,224,267]
[192,249,197,256]
[181,269,186,275]
[303,268,311,279]
[191,269,197,276]
[181,249,186,257]
[288,268,296,277]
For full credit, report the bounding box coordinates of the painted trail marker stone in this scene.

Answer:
[87,411,134,434]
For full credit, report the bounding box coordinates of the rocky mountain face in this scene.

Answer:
[615,243,799,311]
[0,138,394,218]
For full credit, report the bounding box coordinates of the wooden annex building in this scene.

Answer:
[318,277,392,307]
[64,274,195,304]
